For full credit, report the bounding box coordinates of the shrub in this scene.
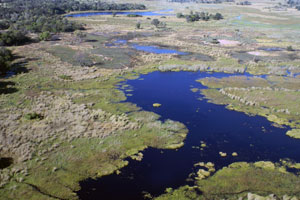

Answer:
[176,13,184,18]
[73,52,94,67]
[151,19,160,27]
[24,113,43,120]
[136,22,141,29]
[0,47,14,75]
[39,31,52,41]
[287,46,294,51]
[211,38,220,44]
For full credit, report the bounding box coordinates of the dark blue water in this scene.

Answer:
[78,71,300,200]
[66,10,173,18]
[107,39,188,55]
[132,44,188,55]
[258,47,284,52]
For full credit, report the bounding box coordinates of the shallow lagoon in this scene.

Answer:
[78,71,300,199]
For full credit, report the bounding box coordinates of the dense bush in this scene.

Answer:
[0,47,14,75]
[0,20,10,30]
[0,30,30,46]
[0,0,146,35]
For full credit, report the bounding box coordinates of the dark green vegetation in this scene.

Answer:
[156,162,300,200]
[0,30,30,46]
[127,14,143,17]
[0,47,13,75]
[177,11,223,22]
[287,0,300,10]
[0,0,146,45]
[151,19,167,28]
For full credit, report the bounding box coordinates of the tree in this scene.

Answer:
[213,13,223,20]
[287,46,294,51]
[151,19,166,28]
[151,19,160,27]
[176,13,184,18]
[0,47,14,75]
[136,22,141,29]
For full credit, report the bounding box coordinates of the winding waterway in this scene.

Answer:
[77,71,300,200]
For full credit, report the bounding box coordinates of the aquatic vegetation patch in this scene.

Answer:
[153,103,162,107]
[286,129,300,139]
[156,162,300,200]
[198,76,300,131]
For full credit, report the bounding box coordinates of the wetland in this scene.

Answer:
[1,0,300,199]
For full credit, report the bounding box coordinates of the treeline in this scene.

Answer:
[167,0,234,3]
[177,11,223,22]
[0,0,146,45]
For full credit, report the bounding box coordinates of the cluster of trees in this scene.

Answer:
[287,0,300,10]
[236,1,251,5]
[177,11,223,22]
[151,19,167,28]
[0,0,146,45]
[0,47,14,75]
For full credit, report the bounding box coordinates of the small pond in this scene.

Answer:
[132,44,188,55]
[78,71,300,200]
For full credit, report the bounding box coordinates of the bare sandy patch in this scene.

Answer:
[218,40,240,46]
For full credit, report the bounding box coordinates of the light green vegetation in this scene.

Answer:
[155,161,300,200]
[153,103,162,107]
[286,129,300,139]
[197,76,300,132]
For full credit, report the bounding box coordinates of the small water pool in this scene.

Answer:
[132,44,188,55]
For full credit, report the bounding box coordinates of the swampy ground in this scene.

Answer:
[1,0,300,199]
